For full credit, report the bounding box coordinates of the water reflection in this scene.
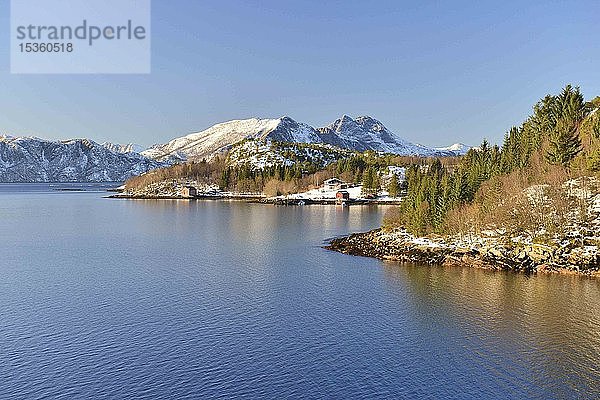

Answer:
[382,263,600,398]
[2,189,598,399]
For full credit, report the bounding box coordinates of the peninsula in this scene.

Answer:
[328,86,600,276]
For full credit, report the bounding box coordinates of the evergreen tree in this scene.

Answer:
[358,167,380,195]
[388,174,400,197]
[362,168,375,195]
[593,117,600,139]
[371,167,381,194]
[545,118,582,167]
[377,85,597,235]
[219,168,231,190]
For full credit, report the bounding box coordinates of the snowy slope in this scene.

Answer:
[102,142,144,154]
[227,139,352,169]
[143,115,458,162]
[142,117,321,162]
[265,116,322,143]
[0,136,166,182]
[434,143,471,155]
[318,115,447,155]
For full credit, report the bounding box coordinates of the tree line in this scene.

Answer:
[125,147,442,196]
[385,85,600,235]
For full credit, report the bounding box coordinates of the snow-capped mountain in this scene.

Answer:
[101,142,144,154]
[434,143,471,156]
[317,115,445,155]
[142,117,321,162]
[143,115,457,162]
[0,116,465,182]
[0,136,166,182]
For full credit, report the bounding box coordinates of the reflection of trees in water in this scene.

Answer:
[128,201,387,240]
[381,263,600,398]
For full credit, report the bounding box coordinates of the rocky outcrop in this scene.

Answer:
[326,229,600,276]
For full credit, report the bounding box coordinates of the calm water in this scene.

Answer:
[1,184,599,399]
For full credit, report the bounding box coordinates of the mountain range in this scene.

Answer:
[142,115,467,162]
[0,136,166,182]
[0,115,469,182]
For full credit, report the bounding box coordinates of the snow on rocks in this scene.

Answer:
[0,136,166,182]
[327,227,600,275]
[142,115,460,163]
[327,182,600,280]
[226,139,350,169]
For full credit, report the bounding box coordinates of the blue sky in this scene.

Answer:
[1,0,599,148]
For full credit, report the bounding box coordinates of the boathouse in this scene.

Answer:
[181,186,197,197]
[336,190,350,204]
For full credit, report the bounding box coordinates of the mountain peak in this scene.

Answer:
[354,116,386,133]
[434,143,471,155]
[329,115,359,132]
[144,115,462,161]
[354,115,379,123]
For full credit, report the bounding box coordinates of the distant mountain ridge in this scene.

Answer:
[434,143,471,155]
[101,142,144,154]
[0,115,468,182]
[142,115,465,162]
[0,136,165,182]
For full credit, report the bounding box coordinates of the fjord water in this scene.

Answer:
[1,185,599,399]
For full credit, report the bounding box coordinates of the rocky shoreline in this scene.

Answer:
[326,228,600,277]
[109,192,400,205]
[108,193,263,200]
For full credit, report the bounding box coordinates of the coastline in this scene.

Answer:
[326,228,600,277]
[107,193,264,201]
[108,193,403,205]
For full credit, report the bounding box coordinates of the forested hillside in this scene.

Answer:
[385,85,600,236]
[125,143,450,196]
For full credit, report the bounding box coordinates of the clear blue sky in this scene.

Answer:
[1,0,599,147]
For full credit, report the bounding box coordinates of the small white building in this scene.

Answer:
[180,186,197,198]
[323,178,348,191]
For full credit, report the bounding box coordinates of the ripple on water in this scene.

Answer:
[0,192,599,399]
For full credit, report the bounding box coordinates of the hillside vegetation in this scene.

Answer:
[124,143,453,196]
[385,85,600,239]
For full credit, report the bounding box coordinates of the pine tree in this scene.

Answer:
[383,85,595,235]
[219,168,231,190]
[388,174,400,198]
[371,168,381,194]
[361,167,381,195]
[361,168,373,195]
[553,85,586,125]
[545,118,582,167]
